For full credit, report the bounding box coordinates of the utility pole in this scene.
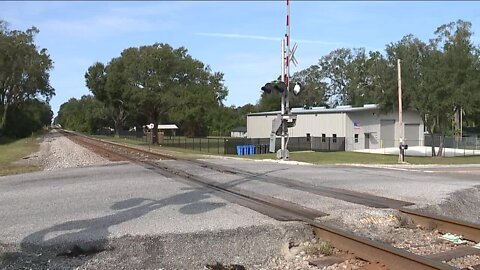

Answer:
[397,59,405,163]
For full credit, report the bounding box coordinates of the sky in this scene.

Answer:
[1,1,480,116]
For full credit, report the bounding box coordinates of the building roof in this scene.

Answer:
[248,104,379,116]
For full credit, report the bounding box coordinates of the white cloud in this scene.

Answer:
[196,32,349,46]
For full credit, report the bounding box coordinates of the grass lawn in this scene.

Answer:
[92,135,147,146]
[0,136,42,176]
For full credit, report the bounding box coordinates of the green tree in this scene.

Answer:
[57,95,108,134]
[428,20,480,154]
[318,48,373,107]
[121,43,227,140]
[208,105,239,137]
[85,58,129,137]
[257,89,281,112]
[4,99,52,137]
[290,65,328,108]
[0,21,54,131]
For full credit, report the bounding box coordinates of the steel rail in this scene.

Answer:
[310,222,458,270]
[400,208,480,242]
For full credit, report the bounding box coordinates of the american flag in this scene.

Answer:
[354,122,361,129]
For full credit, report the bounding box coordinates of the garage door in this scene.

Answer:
[380,120,395,147]
[405,124,420,146]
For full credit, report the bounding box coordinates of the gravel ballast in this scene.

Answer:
[18,130,111,171]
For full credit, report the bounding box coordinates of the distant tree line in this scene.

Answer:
[57,20,480,153]
[0,20,54,138]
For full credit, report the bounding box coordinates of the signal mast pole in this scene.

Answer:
[285,0,291,112]
[280,38,286,159]
[279,0,291,160]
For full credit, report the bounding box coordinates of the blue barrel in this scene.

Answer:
[241,145,248,155]
[249,145,255,155]
[236,145,243,156]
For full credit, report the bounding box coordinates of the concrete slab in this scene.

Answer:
[355,146,480,157]
[190,158,480,207]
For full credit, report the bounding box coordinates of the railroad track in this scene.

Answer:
[58,129,480,270]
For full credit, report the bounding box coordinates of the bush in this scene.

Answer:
[4,100,52,138]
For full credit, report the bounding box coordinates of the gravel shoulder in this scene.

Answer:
[15,130,111,171]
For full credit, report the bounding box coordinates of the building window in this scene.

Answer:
[306,133,311,142]
[333,134,337,143]
[321,133,326,142]
[354,134,359,143]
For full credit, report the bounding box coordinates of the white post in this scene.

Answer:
[280,39,286,159]
[460,107,463,138]
[397,59,404,163]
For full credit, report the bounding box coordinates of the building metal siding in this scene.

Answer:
[380,120,396,148]
[405,124,420,146]
[288,113,346,138]
[247,105,424,151]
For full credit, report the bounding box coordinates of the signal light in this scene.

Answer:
[261,81,301,95]
[293,82,301,96]
[261,81,287,94]
[261,82,274,94]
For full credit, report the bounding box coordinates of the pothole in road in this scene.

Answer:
[205,262,246,270]
[56,245,107,258]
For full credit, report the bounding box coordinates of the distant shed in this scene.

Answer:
[145,124,178,136]
[230,127,247,138]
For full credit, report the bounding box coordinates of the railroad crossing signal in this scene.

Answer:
[261,81,287,94]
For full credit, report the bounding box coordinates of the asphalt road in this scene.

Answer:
[1,158,479,269]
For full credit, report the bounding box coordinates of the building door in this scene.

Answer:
[405,124,420,146]
[380,120,395,147]
[364,133,370,149]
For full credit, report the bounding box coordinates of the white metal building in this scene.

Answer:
[247,104,424,151]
